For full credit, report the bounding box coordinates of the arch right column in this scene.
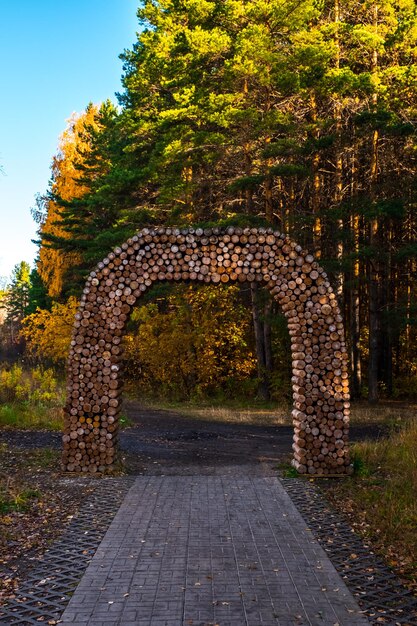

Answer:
[266,241,351,475]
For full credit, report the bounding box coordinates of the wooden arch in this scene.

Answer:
[63,226,351,475]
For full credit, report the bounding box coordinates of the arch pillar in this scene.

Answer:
[63,226,351,475]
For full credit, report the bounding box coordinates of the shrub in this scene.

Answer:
[20,297,78,365]
[0,364,60,405]
[0,364,64,430]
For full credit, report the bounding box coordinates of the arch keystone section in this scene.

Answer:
[63,226,352,475]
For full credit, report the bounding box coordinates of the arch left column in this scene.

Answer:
[62,237,143,473]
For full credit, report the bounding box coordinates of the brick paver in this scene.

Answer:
[60,472,369,626]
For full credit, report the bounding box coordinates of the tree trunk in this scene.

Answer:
[368,3,380,404]
[368,127,380,404]
[310,93,322,255]
[368,254,380,403]
[347,120,362,398]
[381,223,393,396]
[350,284,362,399]
[264,298,273,373]
[333,0,344,300]
[250,282,271,401]
[264,176,273,224]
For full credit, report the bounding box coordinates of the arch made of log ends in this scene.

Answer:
[63,226,352,476]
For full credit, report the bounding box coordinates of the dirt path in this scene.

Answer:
[120,401,293,474]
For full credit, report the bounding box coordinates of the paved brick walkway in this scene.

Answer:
[59,471,369,626]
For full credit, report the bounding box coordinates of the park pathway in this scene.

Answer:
[59,467,369,626]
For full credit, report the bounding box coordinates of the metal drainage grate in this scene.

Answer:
[0,476,134,625]
[282,477,417,625]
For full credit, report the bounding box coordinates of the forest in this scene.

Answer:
[2,0,417,404]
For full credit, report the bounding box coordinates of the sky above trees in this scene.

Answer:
[0,0,138,281]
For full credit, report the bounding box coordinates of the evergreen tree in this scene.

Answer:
[6,261,31,323]
[26,267,51,315]
[3,261,32,348]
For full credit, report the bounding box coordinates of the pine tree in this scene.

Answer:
[25,267,51,315]
[3,261,32,347]
[6,262,31,323]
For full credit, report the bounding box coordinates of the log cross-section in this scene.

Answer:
[63,226,352,475]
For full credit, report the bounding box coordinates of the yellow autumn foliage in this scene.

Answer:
[20,286,256,398]
[21,297,79,364]
[124,284,256,399]
[38,105,101,298]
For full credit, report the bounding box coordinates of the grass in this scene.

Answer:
[324,418,417,588]
[349,400,417,428]
[25,447,61,468]
[0,402,64,430]
[0,443,60,472]
[0,486,41,514]
[0,445,60,514]
[0,405,136,432]
[143,396,291,426]
[119,413,135,428]
[279,463,299,478]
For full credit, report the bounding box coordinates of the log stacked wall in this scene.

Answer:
[63,226,351,475]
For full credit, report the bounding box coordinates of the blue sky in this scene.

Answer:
[0,0,139,282]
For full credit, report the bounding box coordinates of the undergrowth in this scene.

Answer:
[0,485,41,514]
[0,364,64,430]
[0,445,60,515]
[325,419,417,588]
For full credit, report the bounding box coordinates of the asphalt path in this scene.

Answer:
[0,401,387,476]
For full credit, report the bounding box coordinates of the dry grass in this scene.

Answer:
[349,400,417,426]
[174,405,291,426]
[324,417,417,589]
[145,398,291,426]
